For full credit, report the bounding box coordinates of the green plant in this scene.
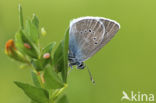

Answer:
[5,4,69,103]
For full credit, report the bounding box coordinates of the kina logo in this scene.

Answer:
[121,91,154,102]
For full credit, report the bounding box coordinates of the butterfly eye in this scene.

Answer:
[80,31,83,34]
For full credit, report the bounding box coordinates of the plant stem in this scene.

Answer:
[53,84,68,100]
[25,59,45,88]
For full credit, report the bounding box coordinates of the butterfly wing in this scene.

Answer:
[88,17,120,57]
[100,18,120,47]
[69,17,105,62]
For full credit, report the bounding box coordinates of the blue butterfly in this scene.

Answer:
[68,17,120,69]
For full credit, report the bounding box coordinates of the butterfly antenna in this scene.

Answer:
[86,66,95,85]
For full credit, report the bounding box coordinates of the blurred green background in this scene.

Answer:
[0,0,156,103]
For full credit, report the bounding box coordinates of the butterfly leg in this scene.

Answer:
[68,64,74,74]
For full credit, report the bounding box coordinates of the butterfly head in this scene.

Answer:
[77,62,85,69]
[68,56,85,69]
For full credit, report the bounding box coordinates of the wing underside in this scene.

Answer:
[69,17,120,62]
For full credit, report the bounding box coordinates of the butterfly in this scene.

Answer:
[68,16,120,69]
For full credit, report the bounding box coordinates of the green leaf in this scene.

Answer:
[40,42,56,67]
[31,71,41,87]
[44,67,64,89]
[25,19,39,44]
[61,28,69,83]
[31,59,43,71]
[14,81,49,103]
[57,95,69,103]
[53,28,69,83]
[19,4,24,29]
[42,42,56,55]
[15,30,39,58]
[53,42,64,72]
[32,14,39,29]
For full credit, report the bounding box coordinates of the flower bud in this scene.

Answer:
[5,39,16,55]
[24,43,31,49]
[5,39,28,63]
[41,27,47,36]
[5,40,16,55]
[43,53,50,59]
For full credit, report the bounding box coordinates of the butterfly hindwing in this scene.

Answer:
[89,18,120,57]
[100,18,120,46]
